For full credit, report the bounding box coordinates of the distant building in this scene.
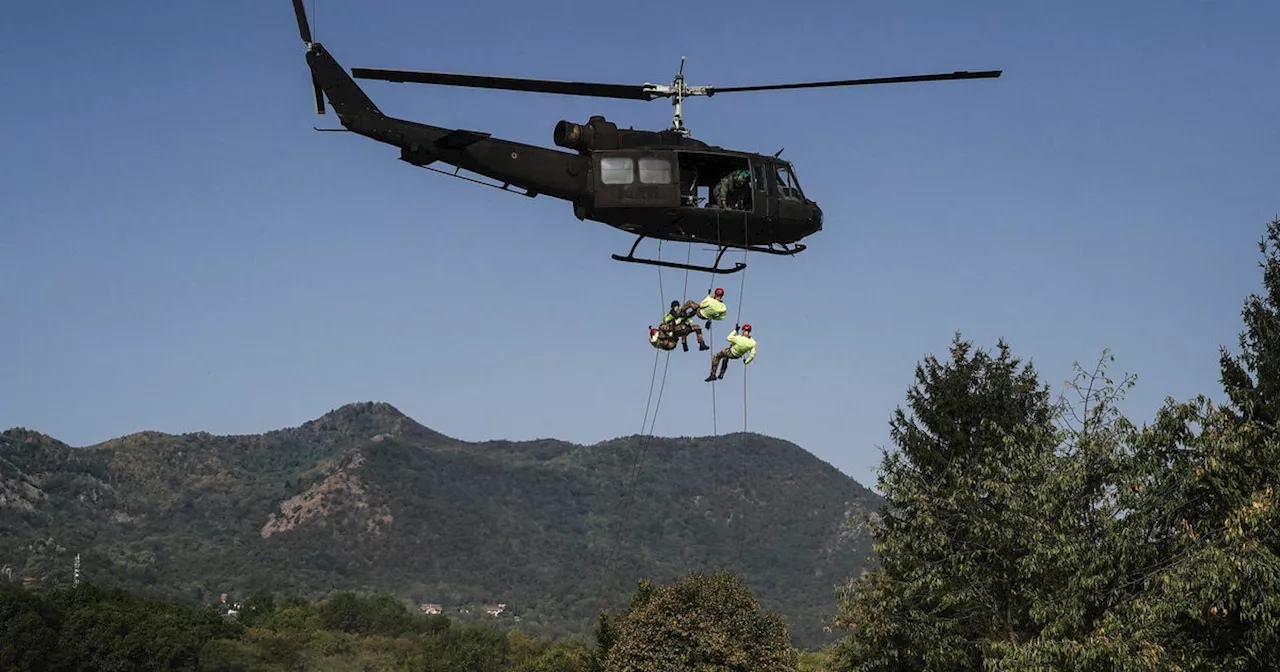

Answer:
[420,604,443,614]
[485,603,506,617]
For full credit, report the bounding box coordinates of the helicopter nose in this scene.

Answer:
[811,204,823,232]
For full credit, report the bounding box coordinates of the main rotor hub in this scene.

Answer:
[637,56,715,136]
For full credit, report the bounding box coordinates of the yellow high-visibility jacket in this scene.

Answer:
[726,330,756,364]
[698,295,727,321]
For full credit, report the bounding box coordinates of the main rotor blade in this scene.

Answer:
[708,69,1002,94]
[350,68,659,101]
[291,0,313,44]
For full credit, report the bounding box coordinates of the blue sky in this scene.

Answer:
[1,0,1277,491]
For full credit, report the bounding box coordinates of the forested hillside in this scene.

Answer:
[0,404,881,649]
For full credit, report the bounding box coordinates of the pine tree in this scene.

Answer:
[1220,216,1280,426]
[831,334,1060,671]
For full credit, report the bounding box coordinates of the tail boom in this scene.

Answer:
[294,7,587,203]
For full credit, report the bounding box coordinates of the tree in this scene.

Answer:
[1085,216,1280,668]
[830,334,1061,671]
[420,621,510,672]
[981,352,1154,668]
[236,590,276,627]
[316,592,413,637]
[1100,396,1280,668]
[1220,216,1280,426]
[596,571,796,672]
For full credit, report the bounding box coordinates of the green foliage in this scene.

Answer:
[1220,216,1280,427]
[829,215,1280,670]
[596,570,798,672]
[316,591,416,637]
[420,621,510,672]
[0,403,880,649]
[830,335,1061,671]
[0,583,241,671]
[0,583,588,671]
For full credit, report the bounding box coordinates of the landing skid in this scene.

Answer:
[612,236,747,275]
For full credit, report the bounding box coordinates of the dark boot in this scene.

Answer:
[705,374,717,382]
[682,341,689,352]
[699,343,710,351]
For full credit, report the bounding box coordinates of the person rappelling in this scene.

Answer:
[649,325,677,350]
[662,300,710,352]
[706,323,756,382]
[676,287,729,331]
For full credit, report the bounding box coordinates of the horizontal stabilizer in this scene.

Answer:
[435,129,491,150]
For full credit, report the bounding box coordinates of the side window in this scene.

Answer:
[600,157,634,185]
[638,157,672,184]
[753,164,766,191]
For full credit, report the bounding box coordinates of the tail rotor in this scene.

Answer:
[291,0,326,114]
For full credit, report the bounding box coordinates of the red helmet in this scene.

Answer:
[713,287,724,297]
[741,323,752,331]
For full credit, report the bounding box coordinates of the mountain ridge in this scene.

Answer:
[0,401,882,648]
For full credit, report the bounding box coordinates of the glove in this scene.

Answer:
[735,324,741,331]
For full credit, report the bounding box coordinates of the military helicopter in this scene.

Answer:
[289,0,1001,275]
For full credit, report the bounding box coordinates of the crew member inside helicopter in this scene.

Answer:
[710,169,751,210]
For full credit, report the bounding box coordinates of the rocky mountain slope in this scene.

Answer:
[0,402,882,647]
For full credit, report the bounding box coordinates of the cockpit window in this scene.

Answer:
[773,162,804,199]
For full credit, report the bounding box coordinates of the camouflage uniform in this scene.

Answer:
[676,300,701,320]
[664,301,708,351]
[673,320,707,350]
[710,170,750,209]
[650,326,677,350]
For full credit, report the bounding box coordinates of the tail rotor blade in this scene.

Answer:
[313,76,325,114]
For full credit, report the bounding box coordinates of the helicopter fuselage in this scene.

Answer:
[305,44,822,258]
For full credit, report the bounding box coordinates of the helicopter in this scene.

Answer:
[289,0,1001,275]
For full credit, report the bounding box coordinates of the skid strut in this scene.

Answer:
[612,236,747,275]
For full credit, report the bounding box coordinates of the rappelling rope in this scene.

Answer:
[733,217,750,570]
[710,211,723,436]
[735,217,749,445]
[596,239,691,611]
[705,208,753,572]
